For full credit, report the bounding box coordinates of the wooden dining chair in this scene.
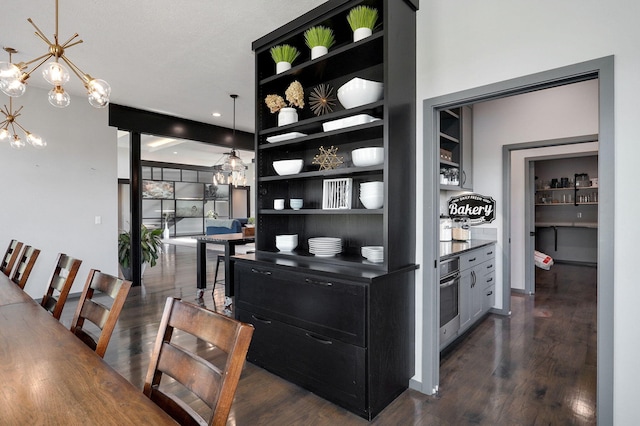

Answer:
[70,269,132,358]
[41,253,82,320]
[1,239,23,277]
[10,245,41,289]
[143,297,254,426]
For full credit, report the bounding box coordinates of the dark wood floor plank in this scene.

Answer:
[56,245,596,425]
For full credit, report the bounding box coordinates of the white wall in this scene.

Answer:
[0,86,117,300]
[417,1,640,422]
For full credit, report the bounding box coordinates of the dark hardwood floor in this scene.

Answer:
[58,244,597,425]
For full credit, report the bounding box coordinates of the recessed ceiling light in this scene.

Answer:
[173,151,178,154]
[212,112,221,117]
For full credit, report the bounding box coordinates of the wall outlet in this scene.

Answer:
[95,215,102,225]
[577,212,582,218]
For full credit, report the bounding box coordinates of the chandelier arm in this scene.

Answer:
[61,38,83,50]
[11,119,29,135]
[27,18,55,47]
[12,106,24,117]
[22,54,54,79]
[19,52,53,68]
[60,55,89,83]
[9,121,18,136]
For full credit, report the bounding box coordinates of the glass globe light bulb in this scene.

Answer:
[48,87,71,108]
[0,127,10,141]
[42,62,70,86]
[9,135,25,149]
[87,78,111,108]
[27,132,46,149]
[0,78,26,97]
[0,62,20,80]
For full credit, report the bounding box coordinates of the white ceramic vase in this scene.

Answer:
[353,27,372,42]
[311,46,328,60]
[276,61,291,74]
[278,107,298,126]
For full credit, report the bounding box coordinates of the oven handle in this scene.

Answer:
[440,273,459,288]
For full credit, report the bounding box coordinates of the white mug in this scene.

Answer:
[274,199,285,210]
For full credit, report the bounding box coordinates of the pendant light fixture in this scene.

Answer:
[0,0,110,108]
[0,48,46,149]
[213,94,247,187]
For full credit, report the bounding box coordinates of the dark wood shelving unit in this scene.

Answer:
[234,0,418,420]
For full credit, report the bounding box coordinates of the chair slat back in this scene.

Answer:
[41,253,82,320]
[144,297,254,426]
[70,269,132,358]
[1,239,23,277]
[10,245,41,289]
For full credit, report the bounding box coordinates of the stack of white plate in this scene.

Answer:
[360,181,383,209]
[361,246,384,263]
[308,237,342,257]
[276,234,298,252]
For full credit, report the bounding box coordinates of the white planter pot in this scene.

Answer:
[276,61,291,74]
[353,27,372,42]
[278,107,298,126]
[311,46,328,60]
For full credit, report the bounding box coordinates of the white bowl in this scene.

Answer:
[337,78,384,109]
[276,241,297,252]
[352,147,384,167]
[276,234,298,252]
[273,159,303,175]
[360,194,383,209]
[290,199,303,210]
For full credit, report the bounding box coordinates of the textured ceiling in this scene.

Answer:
[2,0,327,163]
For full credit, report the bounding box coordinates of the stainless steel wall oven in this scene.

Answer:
[440,256,460,348]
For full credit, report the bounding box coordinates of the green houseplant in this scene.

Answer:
[304,26,335,59]
[346,5,378,42]
[270,44,300,74]
[118,225,163,280]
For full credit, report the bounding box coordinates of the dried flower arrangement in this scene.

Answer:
[264,81,305,113]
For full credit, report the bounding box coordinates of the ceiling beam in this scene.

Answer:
[108,104,254,151]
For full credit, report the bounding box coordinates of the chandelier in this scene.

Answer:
[0,0,110,108]
[213,94,247,187]
[0,48,46,149]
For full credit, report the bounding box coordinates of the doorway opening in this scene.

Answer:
[417,56,613,424]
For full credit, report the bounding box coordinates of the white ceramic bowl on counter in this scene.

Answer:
[272,159,303,176]
[337,77,384,109]
[351,147,384,167]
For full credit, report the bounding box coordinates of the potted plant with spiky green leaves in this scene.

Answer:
[118,225,163,280]
[270,44,301,74]
[346,5,378,42]
[304,26,336,60]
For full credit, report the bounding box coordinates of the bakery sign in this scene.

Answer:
[448,193,496,225]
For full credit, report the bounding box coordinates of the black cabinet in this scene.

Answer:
[235,257,415,420]
[240,0,418,419]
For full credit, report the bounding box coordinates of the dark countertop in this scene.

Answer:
[440,239,496,260]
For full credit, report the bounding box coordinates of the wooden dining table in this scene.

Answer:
[193,233,254,300]
[0,275,177,424]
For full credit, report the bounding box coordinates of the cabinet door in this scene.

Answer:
[459,269,472,331]
[470,267,483,322]
[461,105,473,190]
